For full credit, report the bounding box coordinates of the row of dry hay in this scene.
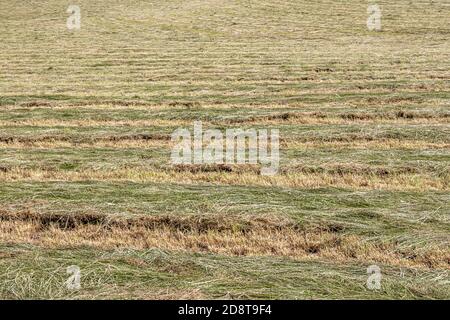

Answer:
[1,210,448,270]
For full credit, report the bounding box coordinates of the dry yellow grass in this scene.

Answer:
[1,0,449,299]
[0,119,190,128]
[0,138,448,151]
[0,167,446,191]
[284,140,450,150]
[0,114,447,128]
[1,210,448,270]
[0,139,169,149]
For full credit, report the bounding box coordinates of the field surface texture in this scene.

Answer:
[0,0,449,299]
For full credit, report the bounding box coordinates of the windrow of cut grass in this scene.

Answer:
[0,0,448,299]
[1,210,449,270]
[0,167,448,191]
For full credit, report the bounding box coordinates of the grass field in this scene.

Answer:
[0,0,449,299]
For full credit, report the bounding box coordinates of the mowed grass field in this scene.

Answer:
[0,0,449,299]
